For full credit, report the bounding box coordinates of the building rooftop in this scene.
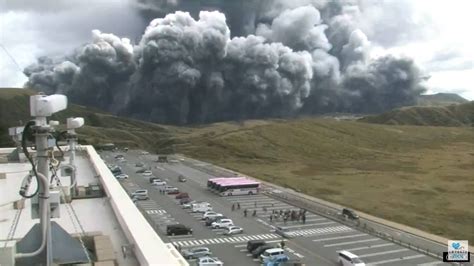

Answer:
[0,146,188,266]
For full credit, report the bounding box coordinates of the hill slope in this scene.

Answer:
[359,101,474,126]
[0,88,181,148]
[1,88,473,243]
[417,93,469,106]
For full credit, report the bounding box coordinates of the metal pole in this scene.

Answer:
[35,126,52,266]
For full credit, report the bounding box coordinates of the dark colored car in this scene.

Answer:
[252,244,274,258]
[136,168,146,173]
[179,198,192,205]
[166,224,192,236]
[342,208,359,220]
[158,156,168,162]
[178,175,187,182]
[175,192,189,200]
[205,216,227,226]
[247,240,266,252]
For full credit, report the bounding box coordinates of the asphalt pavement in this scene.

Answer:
[100,150,455,266]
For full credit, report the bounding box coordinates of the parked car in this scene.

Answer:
[182,200,197,209]
[211,219,233,229]
[223,226,243,235]
[260,248,285,263]
[136,162,144,167]
[205,216,228,226]
[338,250,365,266]
[130,189,148,198]
[152,180,167,186]
[157,155,168,162]
[263,254,290,264]
[114,154,124,159]
[132,194,148,201]
[342,208,359,220]
[202,211,223,220]
[142,170,153,176]
[247,240,266,252]
[149,177,161,183]
[141,151,150,155]
[136,168,146,173]
[115,174,128,179]
[165,186,180,194]
[166,224,192,236]
[178,175,187,182]
[175,192,189,200]
[181,247,211,259]
[192,202,212,213]
[197,256,224,266]
[252,244,274,258]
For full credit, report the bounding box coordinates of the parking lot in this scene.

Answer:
[101,150,451,266]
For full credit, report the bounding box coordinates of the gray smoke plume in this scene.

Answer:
[24,1,427,125]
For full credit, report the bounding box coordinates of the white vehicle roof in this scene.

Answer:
[218,219,232,223]
[264,248,284,253]
[339,250,359,258]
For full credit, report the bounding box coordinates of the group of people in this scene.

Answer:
[231,203,241,211]
[269,208,307,224]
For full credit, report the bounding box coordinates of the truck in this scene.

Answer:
[192,202,212,213]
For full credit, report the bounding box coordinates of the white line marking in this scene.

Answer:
[313,233,367,242]
[324,238,379,247]
[366,254,425,265]
[341,243,395,252]
[358,248,408,258]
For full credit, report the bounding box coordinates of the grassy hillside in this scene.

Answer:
[418,93,469,106]
[360,101,474,126]
[0,88,181,148]
[1,88,473,243]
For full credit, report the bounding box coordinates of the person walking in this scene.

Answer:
[269,214,273,223]
[237,203,241,210]
[280,240,285,249]
[252,210,257,217]
[232,203,235,211]
[302,214,306,224]
[244,209,248,217]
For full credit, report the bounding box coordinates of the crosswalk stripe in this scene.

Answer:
[203,239,210,244]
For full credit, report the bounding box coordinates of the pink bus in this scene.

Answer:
[207,177,246,191]
[216,179,261,196]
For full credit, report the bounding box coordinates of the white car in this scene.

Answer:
[211,219,233,229]
[152,180,167,186]
[141,151,150,155]
[223,226,243,235]
[142,170,153,176]
[182,200,196,209]
[197,256,224,266]
[115,174,128,179]
[338,250,365,266]
[202,211,223,220]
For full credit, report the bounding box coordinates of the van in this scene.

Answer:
[260,248,285,262]
[131,189,148,199]
[192,202,212,213]
[338,250,365,266]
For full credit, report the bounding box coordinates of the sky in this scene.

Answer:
[0,0,473,100]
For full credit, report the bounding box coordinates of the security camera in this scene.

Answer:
[67,117,84,130]
[30,94,68,117]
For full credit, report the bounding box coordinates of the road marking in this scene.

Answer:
[285,247,305,258]
[313,233,367,242]
[145,209,167,214]
[172,234,280,247]
[366,254,425,265]
[358,248,408,258]
[287,225,353,237]
[417,261,446,265]
[280,221,336,229]
[340,243,395,252]
[324,238,379,247]
[240,249,247,252]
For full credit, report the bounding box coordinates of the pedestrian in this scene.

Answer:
[237,203,241,210]
[302,214,306,224]
[252,210,257,217]
[280,240,285,249]
[283,215,288,225]
[244,209,248,217]
[269,215,273,223]
[232,203,235,211]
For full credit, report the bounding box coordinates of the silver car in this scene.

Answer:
[181,247,211,260]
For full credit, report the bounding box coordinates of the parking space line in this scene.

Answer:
[341,243,395,252]
[324,238,379,247]
[313,233,367,242]
[366,254,425,265]
[359,248,408,258]
[416,261,446,265]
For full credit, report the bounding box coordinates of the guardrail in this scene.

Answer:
[264,190,451,263]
